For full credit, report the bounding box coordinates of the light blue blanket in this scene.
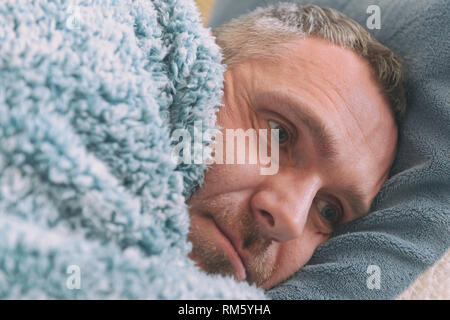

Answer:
[0,0,265,299]
[210,0,450,299]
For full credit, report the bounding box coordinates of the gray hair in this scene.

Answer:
[213,3,406,123]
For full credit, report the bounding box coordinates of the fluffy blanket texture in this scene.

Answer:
[209,0,450,300]
[0,0,266,299]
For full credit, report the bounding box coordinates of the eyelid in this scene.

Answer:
[316,198,338,211]
[317,191,344,212]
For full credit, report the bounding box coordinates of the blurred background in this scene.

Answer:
[195,0,215,24]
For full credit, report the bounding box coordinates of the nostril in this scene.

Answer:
[260,209,275,227]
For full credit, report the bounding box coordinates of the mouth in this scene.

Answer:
[213,220,247,281]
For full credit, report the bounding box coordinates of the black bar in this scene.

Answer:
[0,300,445,318]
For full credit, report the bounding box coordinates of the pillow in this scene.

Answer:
[209,0,450,299]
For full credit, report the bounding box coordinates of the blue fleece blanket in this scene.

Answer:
[209,0,450,299]
[0,0,266,299]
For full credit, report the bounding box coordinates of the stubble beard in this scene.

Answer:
[187,195,277,287]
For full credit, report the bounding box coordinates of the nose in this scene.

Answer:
[250,172,321,242]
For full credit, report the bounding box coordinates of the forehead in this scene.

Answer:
[255,37,388,118]
[228,37,398,197]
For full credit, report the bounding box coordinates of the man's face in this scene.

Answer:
[187,37,398,289]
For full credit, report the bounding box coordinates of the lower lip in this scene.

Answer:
[213,221,247,281]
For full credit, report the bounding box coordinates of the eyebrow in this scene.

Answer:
[255,91,370,219]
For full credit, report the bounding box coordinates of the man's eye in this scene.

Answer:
[316,199,341,226]
[268,120,289,144]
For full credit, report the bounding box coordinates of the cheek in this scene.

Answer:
[281,229,327,266]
